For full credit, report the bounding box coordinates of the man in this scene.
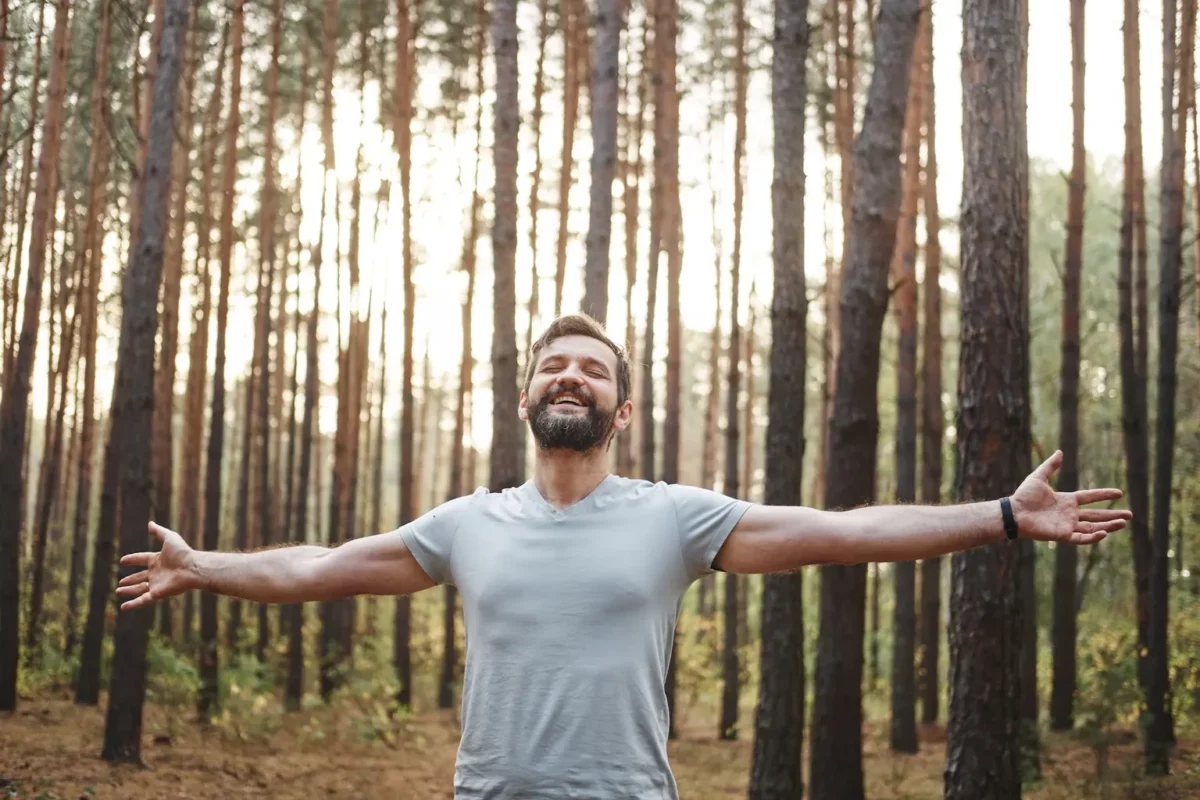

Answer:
[118,314,1129,799]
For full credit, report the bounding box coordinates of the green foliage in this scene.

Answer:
[211,650,282,744]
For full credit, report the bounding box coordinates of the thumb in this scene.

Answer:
[1032,450,1063,483]
[148,521,167,544]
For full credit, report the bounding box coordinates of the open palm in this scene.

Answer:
[1010,450,1131,545]
[115,522,201,611]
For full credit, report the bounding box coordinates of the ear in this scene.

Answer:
[518,390,529,422]
[611,400,634,432]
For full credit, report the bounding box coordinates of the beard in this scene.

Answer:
[528,386,616,453]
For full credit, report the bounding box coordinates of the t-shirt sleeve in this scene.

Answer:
[667,483,753,582]
[398,488,484,586]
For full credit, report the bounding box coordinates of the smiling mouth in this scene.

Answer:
[550,396,587,407]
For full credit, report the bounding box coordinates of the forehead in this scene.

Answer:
[536,335,620,373]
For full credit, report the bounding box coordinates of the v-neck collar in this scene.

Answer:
[523,474,617,519]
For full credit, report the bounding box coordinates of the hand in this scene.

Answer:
[1010,450,1131,545]
[115,522,204,611]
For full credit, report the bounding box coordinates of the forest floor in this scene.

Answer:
[2,696,1198,799]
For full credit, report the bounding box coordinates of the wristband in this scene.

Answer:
[1000,497,1019,541]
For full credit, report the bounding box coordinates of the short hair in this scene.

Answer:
[524,314,631,406]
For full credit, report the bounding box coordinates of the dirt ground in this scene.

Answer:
[1,697,1197,799]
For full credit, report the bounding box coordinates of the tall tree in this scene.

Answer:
[640,0,661,485]
[943,0,1029,795]
[1117,0,1151,703]
[808,2,920,797]
[179,20,229,646]
[394,0,420,707]
[719,0,748,742]
[490,0,521,489]
[1146,0,1190,775]
[746,0,808,794]
[1050,0,1086,733]
[554,0,582,317]
[526,0,549,359]
[582,0,623,322]
[101,0,190,760]
[918,3,943,726]
[3,0,46,378]
[889,0,925,754]
[199,0,245,721]
[152,19,197,640]
[0,0,71,711]
[439,0,484,712]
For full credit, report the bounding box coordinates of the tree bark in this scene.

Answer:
[918,1,943,726]
[554,0,583,318]
[889,1,925,754]
[943,0,1029,796]
[809,2,920,797]
[199,0,244,721]
[1146,0,1188,774]
[0,0,71,712]
[719,0,747,742]
[699,87,723,616]
[101,0,189,758]
[639,0,661,486]
[1050,0,1086,734]
[526,0,549,364]
[747,0,808,792]
[582,0,623,323]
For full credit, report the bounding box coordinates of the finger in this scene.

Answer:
[1033,450,1064,482]
[1074,488,1124,505]
[119,592,156,612]
[118,570,150,587]
[1066,531,1108,546]
[116,583,151,599]
[119,552,155,567]
[148,521,167,543]
[1078,509,1134,523]
[1073,519,1126,535]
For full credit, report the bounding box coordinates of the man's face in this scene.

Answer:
[519,335,631,453]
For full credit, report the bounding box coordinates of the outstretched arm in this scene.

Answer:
[116,523,436,610]
[713,450,1131,574]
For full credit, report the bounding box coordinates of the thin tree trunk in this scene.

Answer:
[889,4,924,753]
[199,0,245,721]
[0,0,71,712]
[179,20,229,647]
[699,84,723,616]
[554,0,582,318]
[918,1,943,726]
[747,0,808,789]
[526,0,549,366]
[1050,0,1086,734]
[1146,0,1188,774]
[101,0,189,759]
[718,0,746,742]
[943,0,1029,795]
[809,2,920,797]
[152,20,197,641]
[582,0,623,323]
[639,0,659,485]
[3,0,46,379]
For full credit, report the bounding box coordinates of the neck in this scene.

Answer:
[531,448,612,510]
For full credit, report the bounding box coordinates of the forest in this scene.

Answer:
[0,0,1198,796]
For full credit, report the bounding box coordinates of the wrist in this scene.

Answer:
[1000,497,1020,541]
[187,550,214,593]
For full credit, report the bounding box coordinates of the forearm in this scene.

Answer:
[829,501,1006,564]
[193,545,344,603]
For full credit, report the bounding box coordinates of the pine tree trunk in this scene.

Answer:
[718,0,746,742]
[393,0,420,707]
[1049,0,1086,734]
[526,0,549,361]
[639,0,660,485]
[126,0,168,255]
[889,3,924,753]
[3,0,46,379]
[554,0,582,318]
[199,0,245,721]
[100,0,189,759]
[152,21,197,641]
[809,2,920,797]
[943,1,1028,795]
[179,21,228,647]
[918,2,943,726]
[699,96,723,615]
[582,0,623,323]
[1146,0,1188,774]
[0,0,71,712]
[747,0,808,790]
